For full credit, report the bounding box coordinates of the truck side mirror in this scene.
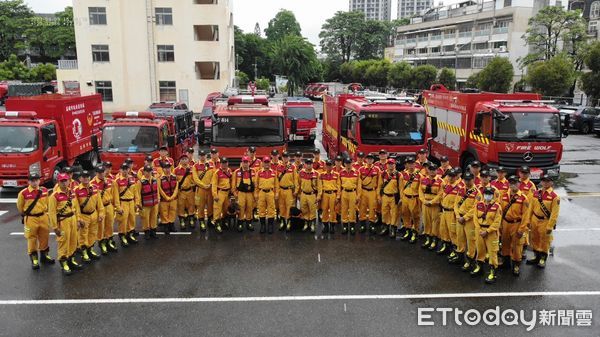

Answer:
[167,135,175,148]
[290,118,298,134]
[430,116,438,139]
[319,113,323,120]
[91,134,99,150]
[48,133,57,147]
[562,114,570,138]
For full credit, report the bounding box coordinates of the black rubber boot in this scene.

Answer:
[88,246,100,260]
[389,226,396,238]
[188,216,196,229]
[30,252,40,270]
[310,220,316,233]
[341,223,348,234]
[537,252,548,269]
[128,231,138,244]
[259,218,266,234]
[179,216,186,231]
[350,222,356,235]
[484,264,497,284]
[512,259,521,276]
[108,237,118,252]
[247,220,255,231]
[400,227,410,241]
[470,261,483,277]
[215,219,223,234]
[421,235,430,248]
[359,220,366,233]
[278,218,286,231]
[379,224,388,236]
[302,220,309,232]
[428,237,437,251]
[322,222,329,234]
[267,218,274,234]
[368,221,377,234]
[330,222,335,234]
[144,230,151,240]
[408,230,418,244]
[60,258,72,276]
[526,251,540,265]
[40,249,55,264]
[461,256,472,272]
[68,255,83,270]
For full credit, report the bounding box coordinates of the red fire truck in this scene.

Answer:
[423,84,567,179]
[283,97,317,144]
[211,95,286,166]
[323,93,436,162]
[0,94,103,187]
[100,110,194,173]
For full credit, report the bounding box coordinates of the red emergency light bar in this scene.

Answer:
[227,95,269,106]
[0,111,38,119]
[112,111,156,120]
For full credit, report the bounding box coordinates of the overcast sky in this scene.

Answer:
[23,0,423,46]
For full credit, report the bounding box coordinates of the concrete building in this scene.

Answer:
[57,0,235,112]
[392,0,565,88]
[349,0,392,21]
[569,0,600,39]
[398,0,434,19]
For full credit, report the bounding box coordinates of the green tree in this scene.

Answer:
[236,32,272,80]
[28,63,56,81]
[271,35,320,96]
[235,70,249,86]
[521,7,584,65]
[351,60,375,83]
[387,61,412,89]
[437,68,456,90]
[339,62,355,83]
[24,7,75,63]
[365,60,391,88]
[580,42,600,105]
[477,57,514,93]
[0,0,34,61]
[353,20,389,60]
[255,77,271,91]
[319,11,365,63]
[411,65,437,90]
[264,9,302,42]
[527,54,575,97]
[0,54,31,80]
[466,72,480,88]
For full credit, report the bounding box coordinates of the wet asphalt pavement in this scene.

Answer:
[0,102,600,336]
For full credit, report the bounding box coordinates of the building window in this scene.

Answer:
[474,42,488,50]
[504,0,512,6]
[95,81,113,102]
[89,7,107,25]
[493,41,508,50]
[91,45,110,62]
[430,46,440,53]
[195,62,220,80]
[589,20,598,33]
[444,45,455,53]
[194,0,218,4]
[592,1,600,19]
[157,45,175,62]
[159,81,177,101]
[418,48,428,54]
[155,8,173,25]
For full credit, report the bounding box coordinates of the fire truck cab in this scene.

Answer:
[100,111,182,173]
[423,84,567,179]
[283,97,317,144]
[211,95,286,166]
[323,93,435,164]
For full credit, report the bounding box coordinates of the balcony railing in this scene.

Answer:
[58,59,78,70]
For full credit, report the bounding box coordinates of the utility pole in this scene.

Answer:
[254,57,258,79]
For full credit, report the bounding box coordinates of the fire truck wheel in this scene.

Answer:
[84,151,99,170]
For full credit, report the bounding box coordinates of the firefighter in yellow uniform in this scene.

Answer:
[17,173,54,269]
[276,151,297,231]
[233,156,257,232]
[518,165,537,259]
[192,150,215,231]
[158,162,179,234]
[399,157,422,243]
[152,146,174,176]
[137,166,160,239]
[455,173,482,272]
[312,149,326,173]
[113,163,139,247]
[49,173,83,275]
[358,155,381,234]
[175,155,196,230]
[478,170,500,200]
[419,163,443,248]
[91,165,117,255]
[256,157,279,234]
[439,169,463,258]
[526,175,559,269]
[340,158,360,235]
[380,158,400,238]
[74,170,105,263]
[319,160,340,235]
[499,175,529,276]
[491,166,509,198]
[211,158,233,233]
[297,158,321,233]
[137,155,156,180]
[473,187,502,283]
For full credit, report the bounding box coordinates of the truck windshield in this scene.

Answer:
[102,125,160,153]
[287,107,315,120]
[493,112,561,141]
[360,112,426,145]
[213,116,284,144]
[201,106,213,118]
[0,126,38,153]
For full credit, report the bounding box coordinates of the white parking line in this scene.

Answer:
[1,291,600,305]
[555,228,600,232]
[0,199,17,204]
[0,211,7,217]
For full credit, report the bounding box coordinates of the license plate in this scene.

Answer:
[530,168,543,180]
[2,180,17,187]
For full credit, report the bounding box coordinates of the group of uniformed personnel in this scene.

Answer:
[17,145,560,283]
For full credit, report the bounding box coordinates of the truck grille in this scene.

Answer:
[498,152,557,168]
